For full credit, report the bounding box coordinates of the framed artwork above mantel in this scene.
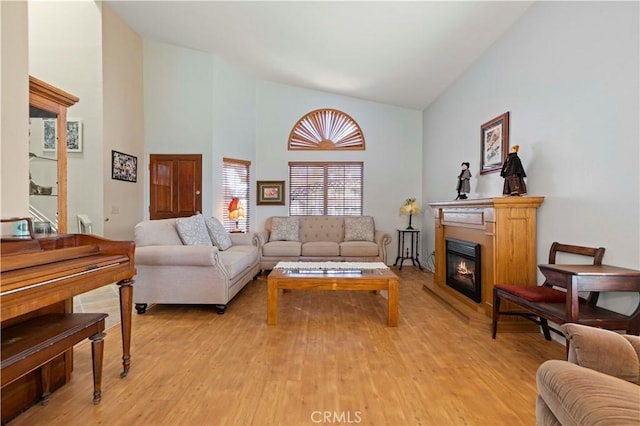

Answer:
[480,112,509,175]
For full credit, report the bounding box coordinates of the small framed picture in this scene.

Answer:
[257,181,285,205]
[42,118,83,153]
[111,150,137,183]
[480,112,509,175]
[66,119,83,153]
[42,119,57,152]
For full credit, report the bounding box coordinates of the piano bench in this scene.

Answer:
[1,313,108,405]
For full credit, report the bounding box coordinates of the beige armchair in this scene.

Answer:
[536,323,640,425]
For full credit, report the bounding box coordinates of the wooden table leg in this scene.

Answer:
[267,278,278,325]
[387,278,399,327]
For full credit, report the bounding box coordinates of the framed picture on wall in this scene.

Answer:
[41,118,83,153]
[480,112,509,175]
[66,119,83,153]
[111,150,137,183]
[257,181,285,205]
[42,119,57,152]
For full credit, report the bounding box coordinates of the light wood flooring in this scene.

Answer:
[11,267,565,425]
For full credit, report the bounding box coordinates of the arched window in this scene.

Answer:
[288,109,365,150]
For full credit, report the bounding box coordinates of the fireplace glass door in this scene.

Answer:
[445,238,481,302]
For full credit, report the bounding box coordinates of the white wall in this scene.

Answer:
[210,56,256,222]
[1,1,30,220]
[102,3,144,240]
[422,1,639,314]
[143,41,214,217]
[254,81,424,258]
[29,0,104,234]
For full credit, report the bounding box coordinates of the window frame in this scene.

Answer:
[223,157,251,232]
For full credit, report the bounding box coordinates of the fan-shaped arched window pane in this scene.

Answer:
[288,109,365,150]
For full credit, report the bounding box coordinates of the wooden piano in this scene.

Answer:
[1,220,135,423]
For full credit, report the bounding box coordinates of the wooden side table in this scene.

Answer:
[393,228,423,270]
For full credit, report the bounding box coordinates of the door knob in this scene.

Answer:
[195,190,201,195]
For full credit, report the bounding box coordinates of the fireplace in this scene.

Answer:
[445,238,481,303]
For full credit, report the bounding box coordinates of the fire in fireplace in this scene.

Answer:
[445,238,481,303]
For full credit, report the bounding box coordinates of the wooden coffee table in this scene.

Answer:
[267,263,399,326]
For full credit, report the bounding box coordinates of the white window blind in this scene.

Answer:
[289,162,363,216]
[223,158,251,232]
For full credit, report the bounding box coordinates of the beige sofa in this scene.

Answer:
[256,216,391,270]
[133,217,261,314]
[536,323,640,426]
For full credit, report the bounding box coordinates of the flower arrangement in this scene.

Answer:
[399,198,420,229]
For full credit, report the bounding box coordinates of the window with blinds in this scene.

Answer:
[289,162,363,216]
[223,158,251,232]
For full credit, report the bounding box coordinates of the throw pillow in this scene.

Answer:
[344,216,374,242]
[205,217,233,251]
[175,214,212,246]
[269,217,299,241]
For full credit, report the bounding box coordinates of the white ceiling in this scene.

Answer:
[106,1,534,110]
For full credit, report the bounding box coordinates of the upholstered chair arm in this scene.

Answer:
[255,231,270,248]
[135,245,221,267]
[562,323,640,384]
[374,230,392,264]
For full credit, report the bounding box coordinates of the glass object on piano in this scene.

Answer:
[1,217,35,239]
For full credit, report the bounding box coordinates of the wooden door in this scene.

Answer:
[149,154,202,219]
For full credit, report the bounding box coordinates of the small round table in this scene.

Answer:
[393,228,423,270]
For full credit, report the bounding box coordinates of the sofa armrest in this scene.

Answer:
[374,230,392,246]
[536,359,640,426]
[255,231,270,248]
[135,245,221,267]
[229,232,260,247]
[562,323,640,384]
[374,230,392,264]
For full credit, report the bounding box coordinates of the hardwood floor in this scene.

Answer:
[11,267,565,425]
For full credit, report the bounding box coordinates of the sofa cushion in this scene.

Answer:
[344,216,374,241]
[218,245,259,278]
[301,241,340,257]
[134,219,183,246]
[299,216,344,243]
[270,217,299,241]
[175,215,212,246]
[340,241,379,257]
[563,323,640,384]
[262,241,302,257]
[205,217,233,250]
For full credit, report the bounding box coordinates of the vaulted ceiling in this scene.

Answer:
[106,1,533,110]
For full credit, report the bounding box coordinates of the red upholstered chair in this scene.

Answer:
[492,242,606,340]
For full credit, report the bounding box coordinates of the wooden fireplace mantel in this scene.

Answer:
[426,197,544,331]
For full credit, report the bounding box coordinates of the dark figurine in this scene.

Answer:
[456,162,471,200]
[500,145,527,195]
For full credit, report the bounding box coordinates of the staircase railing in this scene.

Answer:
[28,205,58,233]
